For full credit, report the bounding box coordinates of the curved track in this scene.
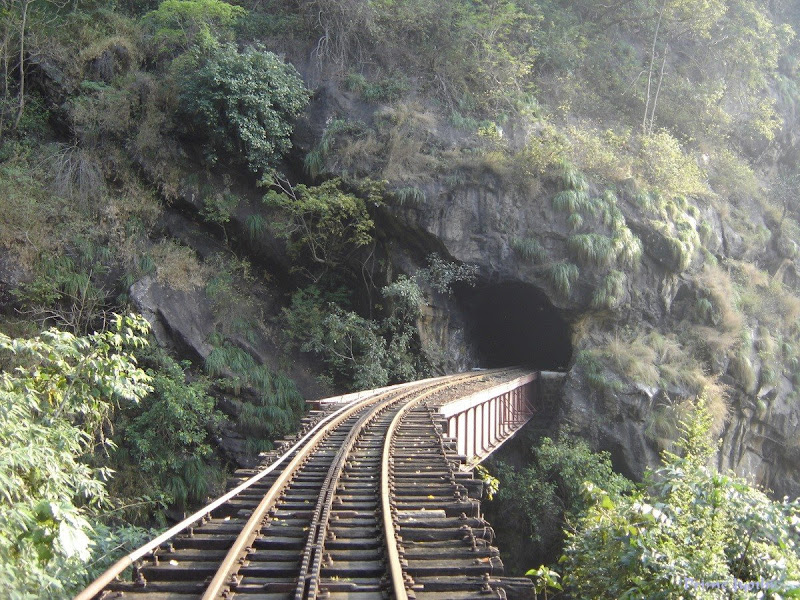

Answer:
[77,370,530,600]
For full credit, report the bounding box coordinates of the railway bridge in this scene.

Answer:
[77,368,564,600]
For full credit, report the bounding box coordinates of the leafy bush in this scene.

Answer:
[112,346,225,512]
[283,279,430,390]
[177,43,310,174]
[560,399,800,598]
[344,71,409,103]
[417,254,478,294]
[144,0,245,53]
[638,131,708,197]
[492,434,632,573]
[0,316,151,598]
[264,177,376,282]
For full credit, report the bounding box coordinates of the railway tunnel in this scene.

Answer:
[460,281,572,369]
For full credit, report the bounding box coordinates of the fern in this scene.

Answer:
[549,262,579,298]
[510,236,546,263]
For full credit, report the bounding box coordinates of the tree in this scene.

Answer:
[0,315,152,597]
[559,397,800,599]
[143,0,245,54]
[492,435,632,573]
[177,43,310,174]
[263,177,376,282]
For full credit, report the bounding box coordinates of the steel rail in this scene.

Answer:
[73,390,380,600]
[293,392,398,599]
[200,379,440,600]
[293,371,483,599]
[381,377,473,600]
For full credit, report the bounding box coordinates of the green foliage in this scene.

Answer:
[638,131,708,197]
[177,43,310,174]
[0,316,151,598]
[561,400,800,598]
[417,254,478,295]
[392,186,426,206]
[283,280,429,390]
[200,190,239,229]
[263,177,376,282]
[559,161,589,192]
[475,465,499,501]
[492,434,632,572]
[15,246,110,334]
[246,213,267,241]
[344,71,409,103]
[548,262,579,298]
[568,233,615,267]
[552,189,590,213]
[304,119,367,179]
[205,342,304,439]
[143,0,245,53]
[510,236,546,264]
[112,346,225,512]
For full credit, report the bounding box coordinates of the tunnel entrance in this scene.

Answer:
[461,281,572,369]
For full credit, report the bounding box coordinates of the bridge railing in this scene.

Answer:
[439,372,539,468]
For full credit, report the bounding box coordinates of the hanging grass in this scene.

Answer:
[510,236,546,263]
[553,189,590,213]
[246,213,267,241]
[549,262,579,298]
[567,212,584,231]
[392,186,426,206]
[568,233,615,267]
[591,270,627,309]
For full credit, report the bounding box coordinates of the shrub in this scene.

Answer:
[344,70,409,102]
[638,131,708,197]
[113,346,225,511]
[177,43,310,174]
[492,435,632,571]
[143,0,245,53]
[0,317,151,597]
[417,254,478,294]
[561,399,800,598]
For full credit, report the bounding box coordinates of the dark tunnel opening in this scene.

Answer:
[460,281,572,369]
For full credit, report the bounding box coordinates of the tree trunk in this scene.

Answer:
[643,0,667,132]
[13,0,30,130]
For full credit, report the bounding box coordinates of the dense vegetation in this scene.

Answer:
[2,0,800,596]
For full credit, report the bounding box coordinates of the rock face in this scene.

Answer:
[131,276,215,362]
[345,149,800,498]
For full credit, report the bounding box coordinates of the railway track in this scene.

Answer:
[77,369,533,600]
